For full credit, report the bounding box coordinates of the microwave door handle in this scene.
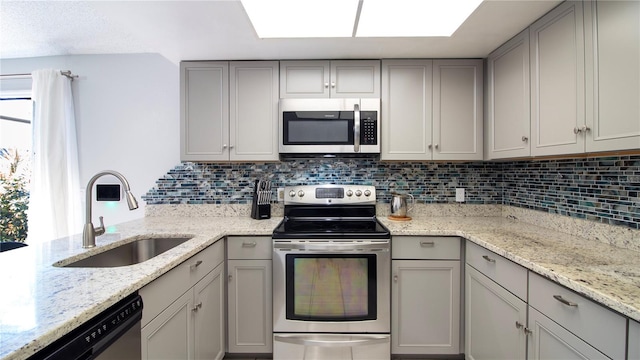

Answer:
[354,103,361,153]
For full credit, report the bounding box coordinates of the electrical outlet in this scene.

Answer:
[456,188,465,203]
[278,187,285,202]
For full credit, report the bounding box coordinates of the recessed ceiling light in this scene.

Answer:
[356,0,484,37]
[240,0,360,38]
[240,0,483,39]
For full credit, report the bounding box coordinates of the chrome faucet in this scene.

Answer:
[83,170,139,248]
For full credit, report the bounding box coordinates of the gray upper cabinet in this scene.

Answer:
[584,0,640,152]
[486,29,531,159]
[381,59,483,161]
[280,60,381,98]
[181,61,229,161]
[229,61,279,161]
[530,1,586,157]
[180,61,279,162]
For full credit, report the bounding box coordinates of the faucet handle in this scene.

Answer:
[95,216,106,236]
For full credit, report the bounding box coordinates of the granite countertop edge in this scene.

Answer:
[2,215,639,360]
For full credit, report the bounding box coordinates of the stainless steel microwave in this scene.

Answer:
[279,98,381,156]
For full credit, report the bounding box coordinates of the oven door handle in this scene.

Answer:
[273,242,389,252]
[274,334,389,347]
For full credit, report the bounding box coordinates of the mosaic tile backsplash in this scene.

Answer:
[143,155,640,229]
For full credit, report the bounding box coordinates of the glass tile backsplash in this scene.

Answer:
[143,155,640,229]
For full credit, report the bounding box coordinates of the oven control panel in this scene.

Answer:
[284,184,376,205]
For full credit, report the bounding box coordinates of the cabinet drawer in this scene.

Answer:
[227,236,272,259]
[465,241,527,301]
[528,272,626,360]
[392,236,460,260]
[141,240,224,326]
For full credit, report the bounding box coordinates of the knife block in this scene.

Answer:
[251,195,271,220]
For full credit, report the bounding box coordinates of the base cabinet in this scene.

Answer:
[142,263,225,360]
[527,307,606,360]
[465,265,527,360]
[630,320,640,360]
[227,236,272,354]
[391,236,461,355]
[140,241,225,360]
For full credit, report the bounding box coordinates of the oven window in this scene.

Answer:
[285,254,377,321]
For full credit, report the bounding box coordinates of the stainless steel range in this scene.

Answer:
[272,184,391,360]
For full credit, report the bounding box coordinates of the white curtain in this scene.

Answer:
[27,69,82,242]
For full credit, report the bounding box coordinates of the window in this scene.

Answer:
[0,96,33,243]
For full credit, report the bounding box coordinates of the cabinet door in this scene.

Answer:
[141,290,193,360]
[180,61,229,161]
[330,60,381,98]
[279,61,330,98]
[433,59,483,160]
[227,259,273,353]
[584,0,640,152]
[630,319,640,360]
[392,260,460,355]
[465,265,527,360]
[194,264,225,360]
[381,60,433,160]
[528,307,608,360]
[487,29,531,159]
[530,1,585,156]
[229,61,279,161]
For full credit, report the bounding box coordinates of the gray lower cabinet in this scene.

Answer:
[227,236,272,354]
[630,320,640,360]
[465,264,527,360]
[466,240,628,360]
[140,240,225,360]
[391,236,461,355]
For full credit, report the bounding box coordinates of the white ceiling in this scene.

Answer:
[0,0,562,64]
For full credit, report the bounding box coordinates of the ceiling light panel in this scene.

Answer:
[241,0,360,38]
[356,0,484,37]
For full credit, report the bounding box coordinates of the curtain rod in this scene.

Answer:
[0,70,78,80]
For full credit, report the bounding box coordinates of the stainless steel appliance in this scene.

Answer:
[279,98,381,156]
[272,184,391,360]
[28,293,142,360]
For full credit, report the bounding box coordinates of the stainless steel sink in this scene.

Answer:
[58,236,193,268]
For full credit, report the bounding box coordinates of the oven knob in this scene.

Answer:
[346,190,353,197]
[289,190,296,198]
[355,190,362,197]
[297,190,305,198]
[364,190,371,197]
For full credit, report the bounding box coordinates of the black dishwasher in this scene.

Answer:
[28,292,142,360]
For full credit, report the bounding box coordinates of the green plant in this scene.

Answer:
[0,148,30,243]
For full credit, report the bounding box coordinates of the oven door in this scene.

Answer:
[273,239,390,333]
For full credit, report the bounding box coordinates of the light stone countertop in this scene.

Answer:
[2,212,640,360]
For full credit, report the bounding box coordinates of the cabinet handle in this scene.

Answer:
[573,126,590,135]
[420,241,435,247]
[522,136,528,142]
[515,321,524,329]
[223,144,228,149]
[553,295,578,307]
[324,82,329,88]
[428,144,433,150]
[192,302,202,312]
[190,260,203,270]
[242,241,257,247]
[482,255,496,263]
[331,82,336,88]
[393,274,398,283]
[229,144,234,149]
[524,327,533,335]
[435,144,439,150]
[228,274,233,282]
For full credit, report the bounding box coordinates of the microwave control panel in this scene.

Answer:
[360,111,378,145]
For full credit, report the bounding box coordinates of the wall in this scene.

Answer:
[0,53,180,233]
[144,154,640,230]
